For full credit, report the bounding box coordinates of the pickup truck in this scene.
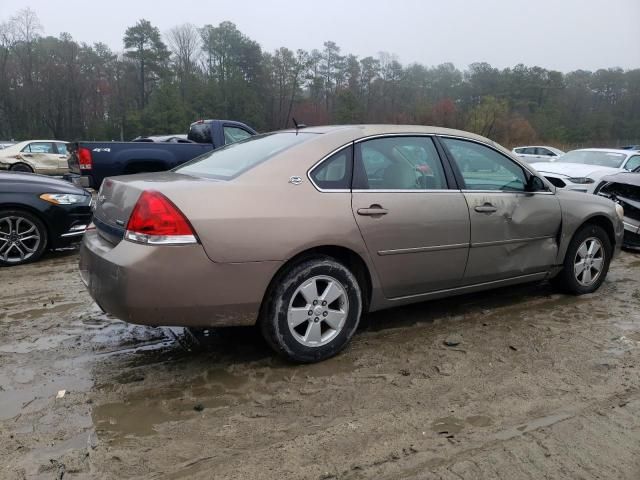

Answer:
[66,119,257,188]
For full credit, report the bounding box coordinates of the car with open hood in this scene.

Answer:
[596,170,640,248]
[80,125,624,362]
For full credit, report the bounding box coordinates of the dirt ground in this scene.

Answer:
[1,249,639,480]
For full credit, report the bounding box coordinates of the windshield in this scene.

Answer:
[174,132,315,180]
[557,151,627,169]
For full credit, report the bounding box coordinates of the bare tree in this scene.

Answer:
[166,23,201,100]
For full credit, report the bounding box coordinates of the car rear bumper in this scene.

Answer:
[79,230,282,328]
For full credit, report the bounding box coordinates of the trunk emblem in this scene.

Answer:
[289,176,303,185]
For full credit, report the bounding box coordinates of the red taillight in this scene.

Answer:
[125,191,197,245]
[78,147,92,170]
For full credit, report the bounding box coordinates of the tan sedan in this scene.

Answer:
[0,140,69,174]
[80,125,624,362]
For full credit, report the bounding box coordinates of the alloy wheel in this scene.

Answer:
[0,215,42,264]
[287,275,349,347]
[573,237,605,287]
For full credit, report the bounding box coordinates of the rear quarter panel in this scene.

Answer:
[166,130,371,265]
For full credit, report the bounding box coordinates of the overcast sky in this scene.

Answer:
[1,0,638,72]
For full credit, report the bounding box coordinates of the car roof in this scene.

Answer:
[278,124,497,144]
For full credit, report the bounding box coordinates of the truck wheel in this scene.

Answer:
[0,209,48,267]
[260,256,363,363]
[553,223,612,295]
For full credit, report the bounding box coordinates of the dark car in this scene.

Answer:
[621,145,640,151]
[0,172,92,266]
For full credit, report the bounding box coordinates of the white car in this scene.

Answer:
[531,148,640,194]
[512,145,565,162]
[0,140,69,175]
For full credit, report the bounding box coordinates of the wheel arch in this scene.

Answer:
[259,245,374,320]
[582,214,616,249]
[9,162,34,172]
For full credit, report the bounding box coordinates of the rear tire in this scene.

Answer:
[9,163,34,173]
[260,256,363,363]
[553,223,612,294]
[0,209,48,267]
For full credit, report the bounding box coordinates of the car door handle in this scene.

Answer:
[474,204,497,213]
[357,205,388,216]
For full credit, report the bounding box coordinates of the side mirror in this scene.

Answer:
[526,175,547,192]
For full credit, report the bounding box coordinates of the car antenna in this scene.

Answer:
[292,117,307,134]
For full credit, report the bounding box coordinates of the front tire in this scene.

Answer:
[553,223,612,294]
[260,256,363,363]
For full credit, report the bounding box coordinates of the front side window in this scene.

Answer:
[442,138,527,192]
[56,143,68,155]
[224,126,253,145]
[353,136,447,190]
[175,132,314,180]
[309,146,353,190]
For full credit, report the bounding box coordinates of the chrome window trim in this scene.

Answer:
[460,189,555,195]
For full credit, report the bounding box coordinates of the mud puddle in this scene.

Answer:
[2,249,640,479]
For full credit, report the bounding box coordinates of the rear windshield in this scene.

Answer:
[558,151,627,168]
[174,132,315,180]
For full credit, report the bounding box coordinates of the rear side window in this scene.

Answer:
[224,126,253,145]
[353,136,447,190]
[309,146,353,190]
[56,143,68,155]
[175,132,314,180]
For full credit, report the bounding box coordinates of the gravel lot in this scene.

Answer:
[1,249,639,479]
